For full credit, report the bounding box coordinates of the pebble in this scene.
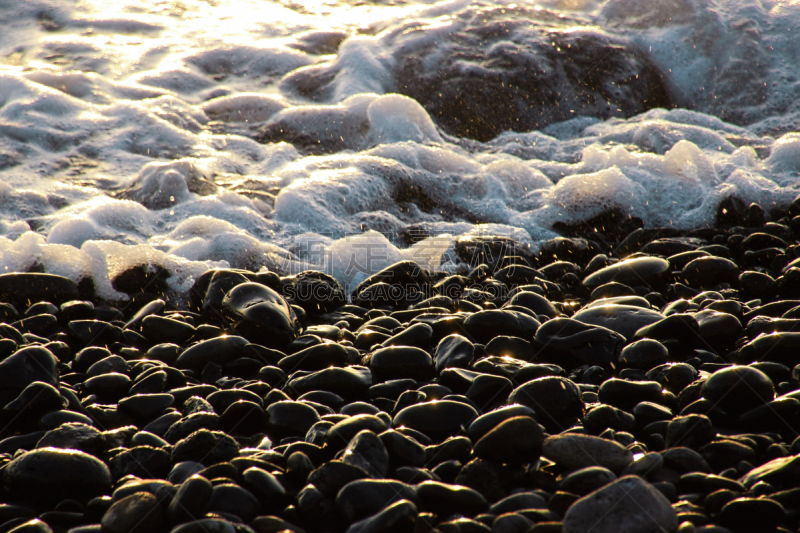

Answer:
[534,318,625,366]
[542,434,634,473]
[415,480,489,517]
[583,257,670,288]
[701,366,775,415]
[101,491,166,533]
[335,479,416,522]
[572,304,665,341]
[474,416,545,464]
[434,334,475,372]
[393,400,478,439]
[171,429,240,465]
[4,447,112,504]
[508,377,584,432]
[368,345,435,381]
[463,310,540,345]
[563,476,678,533]
[345,499,418,533]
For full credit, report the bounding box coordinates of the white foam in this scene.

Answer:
[1,0,800,300]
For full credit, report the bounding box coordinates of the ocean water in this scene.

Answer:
[1,0,800,304]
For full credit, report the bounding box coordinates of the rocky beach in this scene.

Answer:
[3,206,800,532]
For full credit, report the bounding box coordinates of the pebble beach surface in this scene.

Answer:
[3,202,800,533]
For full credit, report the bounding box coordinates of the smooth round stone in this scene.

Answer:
[38,410,94,430]
[474,416,544,464]
[558,466,617,496]
[467,404,537,442]
[463,310,540,345]
[267,400,321,437]
[583,257,670,289]
[534,318,625,366]
[542,434,633,473]
[393,400,479,439]
[36,423,105,456]
[681,256,740,288]
[83,372,131,401]
[665,414,714,449]
[563,476,677,533]
[341,429,390,477]
[68,320,122,345]
[0,273,79,310]
[130,370,168,395]
[145,343,182,365]
[4,381,65,416]
[220,401,269,437]
[171,429,240,465]
[598,379,665,412]
[694,310,742,353]
[167,474,213,523]
[718,497,785,531]
[141,315,196,344]
[572,304,664,341]
[285,271,346,316]
[0,346,58,403]
[382,323,434,349]
[175,335,249,370]
[109,445,171,479]
[369,346,434,381]
[164,412,220,443]
[221,282,298,350]
[739,454,800,490]
[347,499,418,533]
[168,461,206,484]
[207,389,263,412]
[701,366,774,415]
[102,491,166,533]
[582,404,636,435]
[434,334,475,372]
[507,377,584,433]
[378,429,426,468]
[207,483,262,522]
[632,401,672,426]
[242,466,286,504]
[5,447,111,504]
[415,480,488,517]
[335,479,416,522]
[484,335,534,361]
[130,431,168,448]
[307,460,369,497]
[118,393,175,420]
[277,342,349,373]
[288,366,372,399]
[619,339,669,370]
[646,363,697,394]
[505,291,559,318]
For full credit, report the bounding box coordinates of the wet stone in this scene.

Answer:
[109,445,171,480]
[508,377,584,433]
[558,466,617,496]
[369,346,434,382]
[174,335,249,371]
[619,339,669,370]
[583,257,670,289]
[341,429,390,477]
[463,310,540,345]
[474,416,544,465]
[288,365,372,399]
[572,304,664,341]
[167,474,213,523]
[534,318,625,367]
[141,314,196,344]
[207,483,262,522]
[36,423,106,456]
[171,429,240,465]
[221,282,299,350]
[415,480,488,517]
[681,256,740,289]
[345,499,418,533]
[701,366,775,415]
[101,491,166,533]
[393,400,479,440]
[563,476,678,533]
[335,479,417,522]
[542,434,634,473]
[4,447,112,504]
